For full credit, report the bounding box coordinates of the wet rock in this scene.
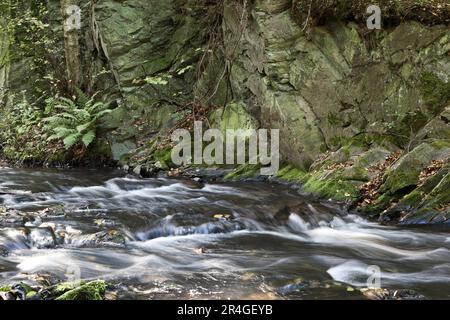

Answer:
[24,216,43,227]
[53,281,84,297]
[133,165,143,176]
[0,209,33,227]
[1,206,65,229]
[0,228,30,254]
[24,274,54,288]
[277,279,324,295]
[0,282,38,300]
[111,141,137,162]
[69,230,127,247]
[360,288,427,300]
[193,247,207,255]
[10,282,34,300]
[168,168,182,177]
[212,213,233,221]
[105,291,119,300]
[39,206,66,217]
[181,179,204,189]
[93,219,116,228]
[380,143,450,195]
[25,290,39,300]
[0,291,16,300]
[29,227,57,249]
[0,246,8,256]
[1,279,110,301]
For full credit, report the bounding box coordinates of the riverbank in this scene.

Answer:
[1,136,449,227]
[119,136,450,226]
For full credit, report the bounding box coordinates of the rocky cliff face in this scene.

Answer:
[219,0,449,168]
[213,0,450,224]
[92,0,207,156]
[1,0,449,224]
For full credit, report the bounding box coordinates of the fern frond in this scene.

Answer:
[43,92,112,151]
[87,102,107,113]
[81,130,96,147]
[75,87,90,108]
[53,127,77,138]
[43,116,74,127]
[63,133,82,150]
[93,109,112,121]
[76,121,94,133]
[56,97,77,110]
[47,127,77,141]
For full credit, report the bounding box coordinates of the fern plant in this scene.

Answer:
[44,90,111,150]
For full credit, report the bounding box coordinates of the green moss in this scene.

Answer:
[381,167,420,195]
[372,194,395,212]
[55,280,106,301]
[17,282,34,294]
[425,172,450,209]
[329,136,344,149]
[303,170,360,201]
[341,165,370,182]
[327,112,341,126]
[0,285,11,292]
[276,165,360,201]
[347,134,370,149]
[275,165,308,183]
[125,137,175,171]
[404,208,439,224]
[421,72,450,116]
[153,146,173,167]
[53,281,86,297]
[418,165,449,194]
[45,150,67,165]
[399,190,424,209]
[431,139,450,150]
[224,164,262,181]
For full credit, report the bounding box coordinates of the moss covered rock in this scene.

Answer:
[381,143,450,195]
[302,170,361,201]
[55,280,106,301]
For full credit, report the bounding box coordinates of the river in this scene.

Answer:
[1,168,449,299]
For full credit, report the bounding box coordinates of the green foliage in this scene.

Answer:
[224,164,262,181]
[44,90,112,150]
[0,93,49,162]
[0,285,11,292]
[1,1,58,95]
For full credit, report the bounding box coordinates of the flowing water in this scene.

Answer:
[1,168,449,299]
